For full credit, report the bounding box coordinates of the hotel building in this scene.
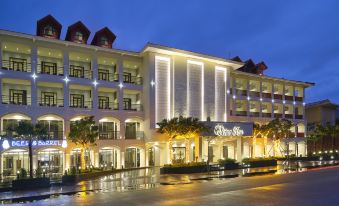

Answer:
[0,15,313,177]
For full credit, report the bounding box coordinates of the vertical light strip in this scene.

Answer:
[215,66,226,122]
[155,56,171,127]
[172,59,175,118]
[187,60,204,120]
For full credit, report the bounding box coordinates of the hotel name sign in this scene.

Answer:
[1,139,67,150]
[202,122,253,137]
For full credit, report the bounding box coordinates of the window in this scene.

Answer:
[40,92,57,106]
[98,96,110,109]
[75,31,83,41]
[70,65,84,78]
[100,36,109,46]
[70,94,84,108]
[43,25,56,36]
[9,57,27,72]
[41,61,57,75]
[123,98,132,110]
[9,89,27,105]
[98,69,109,81]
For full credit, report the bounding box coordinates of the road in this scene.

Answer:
[7,166,339,206]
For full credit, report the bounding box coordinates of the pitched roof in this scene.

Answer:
[91,27,116,47]
[65,21,90,42]
[36,14,62,38]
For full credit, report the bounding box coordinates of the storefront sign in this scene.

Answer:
[1,139,67,150]
[202,121,253,137]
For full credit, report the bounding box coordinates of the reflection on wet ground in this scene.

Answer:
[1,160,338,204]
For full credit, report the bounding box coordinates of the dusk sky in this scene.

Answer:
[1,0,338,103]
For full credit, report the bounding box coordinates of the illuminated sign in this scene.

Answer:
[214,125,244,136]
[202,121,253,137]
[1,139,68,150]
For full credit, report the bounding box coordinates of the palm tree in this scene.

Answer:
[68,116,98,170]
[16,121,48,178]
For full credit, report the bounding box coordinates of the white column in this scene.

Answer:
[271,82,275,118]
[236,137,243,162]
[292,86,296,119]
[31,45,37,106]
[246,79,250,117]
[259,80,263,118]
[92,54,98,109]
[117,58,124,110]
[63,51,69,107]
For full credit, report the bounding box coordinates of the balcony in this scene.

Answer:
[125,131,144,140]
[235,89,247,96]
[38,98,64,107]
[46,131,64,140]
[262,113,272,118]
[99,131,120,140]
[98,69,119,82]
[69,97,92,109]
[2,59,31,72]
[123,74,142,85]
[98,101,119,110]
[2,95,30,106]
[123,104,142,111]
[235,111,247,116]
[297,132,305,137]
[249,112,260,117]
[285,95,293,101]
[69,65,92,79]
[285,114,293,119]
[249,91,260,97]
[295,96,303,102]
[274,94,283,100]
[37,62,64,76]
[262,93,272,99]
[274,113,283,118]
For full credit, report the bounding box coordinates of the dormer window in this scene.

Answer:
[75,31,83,41]
[43,25,56,37]
[100,36,109,46]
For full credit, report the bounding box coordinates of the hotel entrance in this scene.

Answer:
[1,149,29,177]
[37,148,64,176]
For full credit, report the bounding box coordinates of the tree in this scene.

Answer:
[157,116,210,164]
[313,123,339,151]
[253,123,271,157]
[16,121,48,178]
[68,116,98,170]
[306,132,321,154]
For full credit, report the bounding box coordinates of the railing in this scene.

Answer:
[125,131,144,140]
[285,114,293,119]
[123,104,142,111]
[0,131,63,139]
[69,100,92,109]
[1,59,32,72]
[235,89,247,96]
[98,102,119,110]
[98,69,119,82]
[249,91,260,97]
[274,94,283,100]
[235,111,247,116]
[274,113,283,118]
[69,65,92,79]
[2,95,31,105]
[297,132,305,137]
[262,92,272,99]
[295,114,304,119]
[295,96,303,102]
[285,95,293,101]
[123,74,143,85]
[37,64,64,76]
[262,112,272,118]
[38,99,64,107]
[98,131,120,140]
[249,112,260,117]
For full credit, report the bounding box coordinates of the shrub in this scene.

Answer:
[217,158,237,165]
[70,166,77,176]
[35,166,43,178]
[19,168,27,179]
[163,162,206,168]
[242,157,276,164]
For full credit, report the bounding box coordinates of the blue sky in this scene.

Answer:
[1,0,338,103]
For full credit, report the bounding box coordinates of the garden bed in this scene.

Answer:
[160,162,209,174]
[242,158,277,168]
[12,177,50,190]
[217,159,240,170]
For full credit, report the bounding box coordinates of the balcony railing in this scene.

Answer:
[1,131,63,139]
[285,114,293,119]
[38,99,64,107]
[285,95,293,101]
[99,131,120,140]
[123,74,142,85]
[69,65,92,79]
[249,112,260,117]
[98,102,119,110]
[295,96,303,102]
[37,63,64,76]
[125,131,144,140]
[98,69,119,82]
[69,100,92,109]
[274,113,283,118]
[274,94,283,100]
[235,111,247,116]
[2,95,31,105]
[262,92,272,99]
[249,91,260,97]
[262,112,272,118]
[297,132,305,137]
[235,89,247,96]
[2,59,31,72]
[123,104,142,111]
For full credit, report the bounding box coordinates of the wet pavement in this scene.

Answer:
[1,160,339,205]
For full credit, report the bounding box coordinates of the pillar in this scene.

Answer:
[236,137,243,162]
[31,45,37,106]
[63,51,69,107]
[92,54,98,109]
[117,57,124,110]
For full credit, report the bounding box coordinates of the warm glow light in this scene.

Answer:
[63,76,69,83]
[93,80,98,87]
[119,82,124,88]
[31,73,37,80]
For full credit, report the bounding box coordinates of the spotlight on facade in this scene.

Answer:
[283,100,286,104]
[61,140,67,148]
[293,101,296,105]
[260,98,263,102]
[63,76,70,83]
[119,83,124,89]
[31,73,38,80]
[247,96,250,101]
[150,80,155,86]
[232,95,236,99]
[271,99,275,103]
[93,80,98,87]
[2,139,10,150]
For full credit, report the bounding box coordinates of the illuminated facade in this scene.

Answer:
[0,15,313,176]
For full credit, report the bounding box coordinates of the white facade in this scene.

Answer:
[0,28,312,176]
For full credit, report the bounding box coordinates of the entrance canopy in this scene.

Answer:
[201,122,253,137]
